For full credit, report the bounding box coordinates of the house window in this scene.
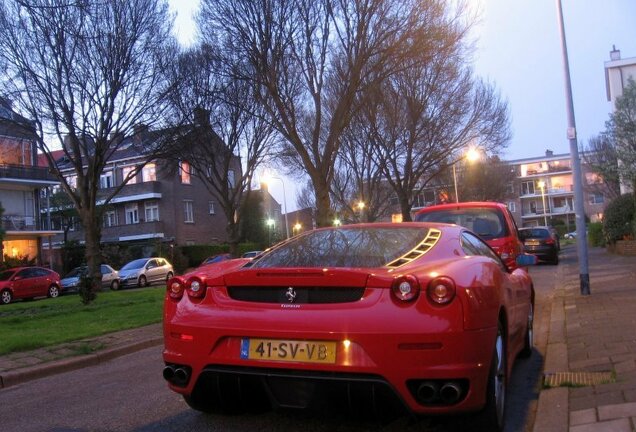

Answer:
[521,181,535,195]
[100,171,113,189]
[179,161,191,184]
[507,202,516,213]
[103,210,117,227]
[122,166,137,184]
[66,175,77,189]
[208,201,215,215]
[184,200,194,223]
[145,201,160,222]
[588,193,604,205]
[142,163,156,182]
[125,203,139,224]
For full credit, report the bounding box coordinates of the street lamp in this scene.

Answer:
[293,223,302,235]
[357,201,365,222]
[452,147,482,203]
[333,218,341,227]
[263,175,289,239]
[537,180,548,226]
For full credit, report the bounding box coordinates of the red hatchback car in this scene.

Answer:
[163,223,535,431]
[0,266,62,305]
[415,202,524,270]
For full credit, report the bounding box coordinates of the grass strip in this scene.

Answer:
[0,287,164,355]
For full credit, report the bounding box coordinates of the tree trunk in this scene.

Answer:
[399,195,413,222]
[314,180,333,228]
[226,219,239,256]
[79,209,102,304]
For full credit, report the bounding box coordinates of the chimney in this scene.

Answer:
[545,149,553,157]
[109,131,125,145]
[610,45,621,61]
[193,107,210,127]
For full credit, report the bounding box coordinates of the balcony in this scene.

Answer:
[98,181,162,204]
[1,214,37,231]
[0,163,59,186]
[101,220,165,243]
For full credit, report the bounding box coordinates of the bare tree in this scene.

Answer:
[366,53,510,221]
[165,45,277,254]
[0,0,176,303]
[453,156,516,202]
[583,135,622,201]
[198,0,456,227]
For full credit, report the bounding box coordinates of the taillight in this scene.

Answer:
[544,238,555,245]
[391,275,420,302]
[186,276,206,299]
[427,277,456,305]
[168,277,185,300]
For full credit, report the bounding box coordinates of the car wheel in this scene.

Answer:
[476,321,507,431]
[166,272,173,282]
[1,289,12,305]
[519,303,534,358]
[138,275,147,288]
[110,279,120,291]
[48,285,60,298]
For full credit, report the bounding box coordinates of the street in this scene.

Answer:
[0,260,561,432]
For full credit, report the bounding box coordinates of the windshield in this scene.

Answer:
[0,270,16,281]
[121,259,147,270]
[252,227,432,268]
[64,267,87,278]
[415,207,507,240]
[519,228,550,240]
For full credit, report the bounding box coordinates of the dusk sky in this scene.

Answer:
[168,0,636,208]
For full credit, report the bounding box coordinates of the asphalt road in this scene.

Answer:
[0,262,559,432]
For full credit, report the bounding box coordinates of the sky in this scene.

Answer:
[168,0,636,208]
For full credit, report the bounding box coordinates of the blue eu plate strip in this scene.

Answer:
[240,338,249,359]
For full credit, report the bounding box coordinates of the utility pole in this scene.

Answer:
[555,0,590,295]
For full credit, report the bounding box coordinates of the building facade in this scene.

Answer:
[0,98,61,265]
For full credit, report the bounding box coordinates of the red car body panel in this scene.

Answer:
[163,223,534,416]
[0,266,61,303]
[414,202,525,270]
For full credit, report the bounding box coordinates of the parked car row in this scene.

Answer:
[0,257,174,305]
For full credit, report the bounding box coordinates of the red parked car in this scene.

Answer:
[415,201,525,270]
[163,223,536,431]
[0,266,62,305]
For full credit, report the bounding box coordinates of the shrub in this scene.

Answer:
[603,193,635,244]
[587,222,605,247]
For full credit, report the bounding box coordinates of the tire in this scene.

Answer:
[48,285,60,298]
[519,303,534,358]
[166,272,173,283]
[138,275,147,288]
[1,289,12,305]
[476,321,507,431]
[110,279,120,291]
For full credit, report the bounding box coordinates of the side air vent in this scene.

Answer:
[386,228,442,269]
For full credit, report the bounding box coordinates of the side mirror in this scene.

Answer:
[516,254,538,267]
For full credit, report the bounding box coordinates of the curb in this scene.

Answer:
[0,337,163,390]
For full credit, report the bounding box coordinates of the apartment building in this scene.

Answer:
[42,127,239,259]
[507,150,609,229]
[0,98,61,264]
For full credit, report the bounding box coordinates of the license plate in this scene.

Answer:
[526,240,540,246]
[240,338,337,364]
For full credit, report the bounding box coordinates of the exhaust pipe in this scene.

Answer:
[174,367,190,386]
[162,365,176,381]
[416,381,439,404]
[439,382,462,404]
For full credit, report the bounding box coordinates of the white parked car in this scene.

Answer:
[118,257,173,288]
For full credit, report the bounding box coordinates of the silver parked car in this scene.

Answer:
[60,265,120,293]
[119,257,173,288]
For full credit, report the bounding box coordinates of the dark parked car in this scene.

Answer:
[519,227,559,265]
[0,266,61,304]
[61,264,120,293]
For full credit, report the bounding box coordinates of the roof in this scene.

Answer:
[414,201,508,213]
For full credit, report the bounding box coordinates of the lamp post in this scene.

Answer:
[538,180,548,226]
[556,0,590,295]
[452,147,481,203]
[263,175,289,239]
[357,201,365,222]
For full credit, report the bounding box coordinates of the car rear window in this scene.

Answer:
[415,207,508,240]
[519,228,550,240]
[252,227,432,268]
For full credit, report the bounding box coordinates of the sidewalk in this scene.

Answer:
[534,245,636,432]
[0,322,162,389]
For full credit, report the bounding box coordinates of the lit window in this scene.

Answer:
[179,161,191,184]
[125,203,139,224]
[142,163,156,182]
[184,200,194,223]
[145,201,160,221]
[66,175,77,189]
[122,166,137,184]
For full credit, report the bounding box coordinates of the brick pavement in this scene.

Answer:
[536,245,636,432]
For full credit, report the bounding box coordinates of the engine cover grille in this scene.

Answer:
[227,286,365,304]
